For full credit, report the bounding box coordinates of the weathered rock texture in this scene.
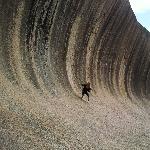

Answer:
[1,0,150,149]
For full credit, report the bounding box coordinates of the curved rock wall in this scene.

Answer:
[1,0,150,99]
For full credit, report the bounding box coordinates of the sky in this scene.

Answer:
[129,0,150,32]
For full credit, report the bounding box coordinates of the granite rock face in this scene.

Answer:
[1,0,150,149]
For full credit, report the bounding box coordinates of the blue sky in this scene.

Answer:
[129,0,150,32]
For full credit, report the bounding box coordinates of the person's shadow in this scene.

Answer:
[76,95,89,103]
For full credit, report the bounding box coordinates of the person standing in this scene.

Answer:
[81,82,92,101]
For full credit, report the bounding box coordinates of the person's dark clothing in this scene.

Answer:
[81,84,92,100]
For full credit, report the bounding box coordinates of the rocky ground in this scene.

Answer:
[1,74,150,149]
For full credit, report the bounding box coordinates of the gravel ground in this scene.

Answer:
[1,74,150,150]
